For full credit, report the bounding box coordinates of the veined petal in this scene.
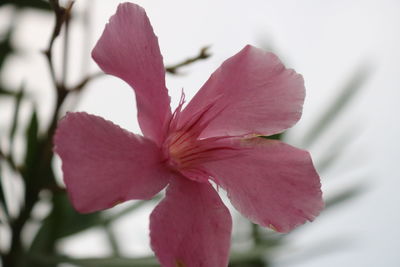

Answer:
[150,176,232,267]
[203,138,323,233]
[54,112,170,213]
[180,45,305,139]
[92,3,171,145]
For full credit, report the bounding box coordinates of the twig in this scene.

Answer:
[43,0,66,86]
[61,1,73,89]
[43,0,74,89]
[70,72,104,92]
[165,46,211,74]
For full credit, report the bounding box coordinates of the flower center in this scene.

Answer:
[162,91,235,182]
[164,130,198,170]
[163,128,237,183]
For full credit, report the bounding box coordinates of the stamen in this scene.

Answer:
[164,94,236,182]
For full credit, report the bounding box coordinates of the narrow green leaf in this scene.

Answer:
[302,65,371,147]
[9,86,24,149]
[102,195,161,225]
[29,251,273,267]
[30,192,102,253]
[0,164,9,218]
[0,0,51,11]
[104,225,121,257]
[229,245,273,267]
[276,236,353,266]
[23,108,39,180]
[316,130,358,173]
[31,193,161,255]
[260,133,284,141]
[324,184,365,210]
[0,27,13,70]
[249,222,284,249]
[229,258,266,267]
[29,254,159,267]
[0,87,16,96]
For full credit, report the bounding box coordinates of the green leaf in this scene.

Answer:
[229,246,274,267]
[260,133,283,141]
[29,251,273,267]
[0,87,16,96]
[314,127,358,173]
[23,108,39,180]
[0,27,13,71]
[29,254,159,267]
[102,195,161,225]
[0,0,51,11]
[51,194,103,239]
[302,65,371,147]
[30,192,102,253]
[9,86,24,149]
[0,164,9,219]
[324,184,365,210]
[31,193,161,255]
[104,224,121,257]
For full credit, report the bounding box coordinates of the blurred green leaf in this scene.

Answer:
[302,65,371,147]
[23,108,39,180]
[104,224,121,257]
[276,236,354,266]
[49,193,102,239]
[316,134,358,173]
[29,254,160,267]
[0,0,51,11]
[29,251,272,267]
[324,184,366,210]
[31,193,161,255]
[0,164,9,218]
[30,192,102,254]
[260,133,283,141]
[229,246,273,267]
[0,86,16,96]
[229,258,267,267]
[0,27,13,71]
[9,86,24,149]
[102,195,161,225]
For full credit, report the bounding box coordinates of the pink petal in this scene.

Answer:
[180,45,305,139]
[203,138,323,233]
[54,112,170,213]
[92,3,171,145]
[150,176,232,267]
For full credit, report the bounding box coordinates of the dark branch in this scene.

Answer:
[70,72,104,92]
[42,0,74,89]
[165,46,211,74]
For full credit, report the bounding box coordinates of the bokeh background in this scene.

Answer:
[1,0,400,266]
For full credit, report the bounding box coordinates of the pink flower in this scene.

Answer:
[54,3,323,266]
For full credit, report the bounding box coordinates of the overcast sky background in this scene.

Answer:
[1,0,400,266]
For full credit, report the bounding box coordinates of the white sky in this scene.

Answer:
[1,0,400,266]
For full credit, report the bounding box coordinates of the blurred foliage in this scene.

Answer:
[302,65,371,147]
[0,0,51,11]
[0,28,13,71]
[0,164,8,219]
[0,27,14,96]
[9,87,24,144]
[0,1,369,267]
